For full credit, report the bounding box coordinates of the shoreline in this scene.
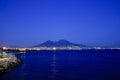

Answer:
[0,53,22,75]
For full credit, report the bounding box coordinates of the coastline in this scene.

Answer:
[0,53,22,75]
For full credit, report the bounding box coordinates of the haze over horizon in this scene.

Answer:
[0,0,120,47]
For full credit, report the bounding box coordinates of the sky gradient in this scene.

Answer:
[0,0,120,47]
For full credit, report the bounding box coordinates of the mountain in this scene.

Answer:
[34,39,87,47]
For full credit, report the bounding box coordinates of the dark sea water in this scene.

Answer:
[1,50,120,80]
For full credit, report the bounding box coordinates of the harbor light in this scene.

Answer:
[2,47,8,50]
[53,47,56,50]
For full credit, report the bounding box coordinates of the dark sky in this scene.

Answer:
[0,0,120,47]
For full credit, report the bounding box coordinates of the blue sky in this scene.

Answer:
[0,0,120,47]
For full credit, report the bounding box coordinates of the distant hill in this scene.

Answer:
[34,39,87,47]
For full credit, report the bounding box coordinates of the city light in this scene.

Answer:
[2,47,8,50]
[53,47,56,50]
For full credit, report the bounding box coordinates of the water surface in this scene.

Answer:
[1,50,120,80]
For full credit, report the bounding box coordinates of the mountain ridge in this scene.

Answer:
[34,39,87,47]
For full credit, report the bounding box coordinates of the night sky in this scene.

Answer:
[0,0,120,47]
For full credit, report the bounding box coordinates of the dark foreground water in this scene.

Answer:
[1,50,120,80]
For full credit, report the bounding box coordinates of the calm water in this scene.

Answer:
[1,50,120,80]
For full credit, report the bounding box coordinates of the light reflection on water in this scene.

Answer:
[51,51,58,80]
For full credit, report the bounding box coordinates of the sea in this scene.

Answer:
[0,50,120,80]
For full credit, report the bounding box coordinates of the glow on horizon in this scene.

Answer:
[53,47,57,50]
[2,47,8,50]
